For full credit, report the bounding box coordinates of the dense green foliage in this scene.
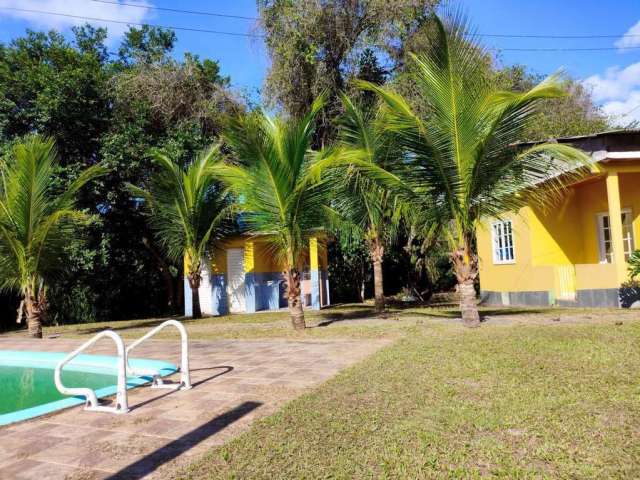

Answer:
[0,137,105,336]
[219,98,331,329]
[258,0,440,145]
[494,65,610,140]
[357,13,589,324]
[0,4,615,328]
[329,94,401,311]
[0,25,240,328]
[129,146,231,319]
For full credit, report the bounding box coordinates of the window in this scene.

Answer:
[492,220,515,264]
[597,209,635,263]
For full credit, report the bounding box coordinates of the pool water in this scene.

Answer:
[0,366,118,414]
[0,350,178,425]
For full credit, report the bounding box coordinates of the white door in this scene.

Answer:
[227,248,245,313]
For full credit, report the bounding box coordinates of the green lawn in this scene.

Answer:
[35,303,620,341]
[174,314,640,479]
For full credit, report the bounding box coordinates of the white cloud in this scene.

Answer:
[583,62,640,126]
[583,62,640,102]
[0,0,153,41]
[600,91,640,125]
[615,20,640,49]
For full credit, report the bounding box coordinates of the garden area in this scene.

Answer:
[0,1,639,479]
[3,304,638,478]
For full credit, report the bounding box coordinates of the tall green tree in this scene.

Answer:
[220,98,330,330]
[0,137,105,337]
[128,146,231,319]
[493,65,610,140]
[332,94,399,312]
[359,13,588,326]
[258,0,440,145]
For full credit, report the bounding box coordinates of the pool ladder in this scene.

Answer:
[53,319,191,415]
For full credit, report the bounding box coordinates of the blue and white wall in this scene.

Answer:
[184,236,330,316]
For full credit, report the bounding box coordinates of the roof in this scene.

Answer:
[518,129,640,163]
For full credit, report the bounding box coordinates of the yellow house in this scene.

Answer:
[477,130,640,308]
[184,234,330,316]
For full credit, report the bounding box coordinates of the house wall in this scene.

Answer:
[477,168,640,308]
[184,235,330,316]
[621,172,640,243]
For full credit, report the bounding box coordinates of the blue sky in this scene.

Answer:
[1,0,640,122]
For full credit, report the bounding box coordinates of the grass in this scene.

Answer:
[31,303,627,342]
[174,314,640,479]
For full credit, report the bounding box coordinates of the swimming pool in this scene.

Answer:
[0,350,177,426]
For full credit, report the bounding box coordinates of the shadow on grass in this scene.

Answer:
[402,308,550,319]
[105,401,262,480]
[314,308,379,327]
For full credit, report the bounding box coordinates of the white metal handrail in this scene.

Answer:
[125,319,191,390]
[54,329,129,414]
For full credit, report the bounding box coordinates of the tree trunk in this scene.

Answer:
[451,242,480,328]
[369,237,385,313]
[24,292,42,338]
[285,268,305,330]
[187,272,202,319]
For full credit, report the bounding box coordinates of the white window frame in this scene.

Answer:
[596,208,635,264]
[491,220,516,265]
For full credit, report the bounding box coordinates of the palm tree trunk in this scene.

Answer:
[24,290,43,338]
[285,268,305,330]
[187,272,202,319]
[369,237,385,313]
[451,243,480,328]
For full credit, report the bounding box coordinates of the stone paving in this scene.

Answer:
[0,335,389,479]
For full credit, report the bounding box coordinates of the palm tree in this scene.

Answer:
[129,145,231,319]
[219,97,330,330]
[331,94,400,312]
[358,12,588,327]
[0,136,106,338]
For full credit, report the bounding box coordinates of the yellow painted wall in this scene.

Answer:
[206,235,329,275]
[477,163,640,294]
[477,209,556,292]
[529,189,584,265]
[620,172,640,246]
[253,242,282,273]
[575,177,608,264]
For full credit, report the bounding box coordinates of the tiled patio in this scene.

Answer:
[0,335,389,479]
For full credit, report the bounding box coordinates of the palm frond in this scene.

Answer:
[0,136,106,296]
[134,144,233,270]
[220,98,329,269]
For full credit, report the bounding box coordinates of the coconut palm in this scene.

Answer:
[331,94,400,312]
[0,136,106,338]
[129,145,231,319]
[358,12,588,327]
[219,97,330,330]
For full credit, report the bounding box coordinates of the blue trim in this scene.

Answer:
[0,351,177,426]
[184,277,192,316]
[245,272,256,313]
[310,269,321,310]
[211,273,228,315]
[254,272,283,311]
